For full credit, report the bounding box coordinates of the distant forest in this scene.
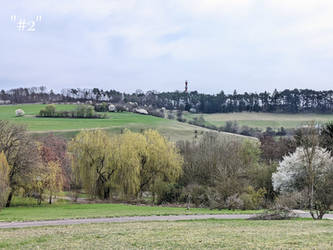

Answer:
[1,87,333,114]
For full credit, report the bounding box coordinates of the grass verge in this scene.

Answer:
[0,201,261,222]
[0,220,332,249]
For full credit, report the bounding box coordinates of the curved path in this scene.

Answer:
[0,212,332,229]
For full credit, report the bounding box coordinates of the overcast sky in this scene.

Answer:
[1,0,333,94]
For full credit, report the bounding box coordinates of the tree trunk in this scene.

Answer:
[5,191,13,207]
[104,187,110,200]
[152,191,155,205]
[310,208,326,220]
[319,210,325,220]
[49,192,52,204]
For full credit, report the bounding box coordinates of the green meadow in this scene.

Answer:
[184,112,333,130]
[0,199,259,222]
[0,104,253,141]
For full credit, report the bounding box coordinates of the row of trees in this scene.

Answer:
[0,120,332,219]
[39,104,106,119]
[0,122,183,208]
[0,121,70,207]
[173,123,333,219]
[2,87,333,113]
[187,115,291,138]
[176,136,271,210]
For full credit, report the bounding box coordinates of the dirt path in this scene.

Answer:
[0,213,332,229]
[0,214,253,229]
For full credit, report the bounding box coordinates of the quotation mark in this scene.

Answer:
[10,15,42,32]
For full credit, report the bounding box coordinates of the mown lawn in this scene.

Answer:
[0,220,332,249]
[0,201,260,222]
[184,112,333,130]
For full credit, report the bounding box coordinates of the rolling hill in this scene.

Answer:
[184,112,333,130]
[0,104,255,142]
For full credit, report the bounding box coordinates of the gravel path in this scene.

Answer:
[0,213,332,229]
[0,214,252,229]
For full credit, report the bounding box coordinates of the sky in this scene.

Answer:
[1,0,333,94]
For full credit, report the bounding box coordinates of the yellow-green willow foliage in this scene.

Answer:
[140,130,183,196]
[0,152,10,210]
[69,130,115,199]
[69,129,183,200]
[112,130,146,197]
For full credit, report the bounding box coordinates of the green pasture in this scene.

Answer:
[184,112,333,130]
[0,104,254,141]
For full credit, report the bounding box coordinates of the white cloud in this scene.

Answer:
[1,0,333,93]
[178,0,253,17]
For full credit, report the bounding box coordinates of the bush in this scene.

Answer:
[148,109,164,118]
[115,105,126,112]
[223,121,239,133]
[39,104,56,117]
[181,184,210,207]
[177,118,186,123]
[240,187,266,210]
[225,194,244,210]
[75,105,94,117]
[275,191,308,209]
[156,183,182,204]
[39,105,105,119]
[176,110,184,122]
[15,109,25,117]
[189,116,206,127]
[167,113,175,120]
[249,206,297,220]
[108,104,116,112]
[46,104,56,115]
[94,102,109,112]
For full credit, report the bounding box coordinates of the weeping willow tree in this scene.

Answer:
[69,130,115,199]
[111,130,146,197]
[139,130,183,201]
[69,129,183,200]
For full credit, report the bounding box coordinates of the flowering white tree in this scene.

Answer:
[15,109,25,117]
[273,147,333,219]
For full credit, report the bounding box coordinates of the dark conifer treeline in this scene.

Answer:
[1,87,333,113]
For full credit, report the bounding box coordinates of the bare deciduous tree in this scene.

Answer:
[0,121,39,207]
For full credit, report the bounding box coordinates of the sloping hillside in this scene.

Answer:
[0,104,256,142]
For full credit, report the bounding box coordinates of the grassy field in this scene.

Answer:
[184,112,333,130]
[0,199,260,222]
[0,104,253,141]
[0,220,332,249]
